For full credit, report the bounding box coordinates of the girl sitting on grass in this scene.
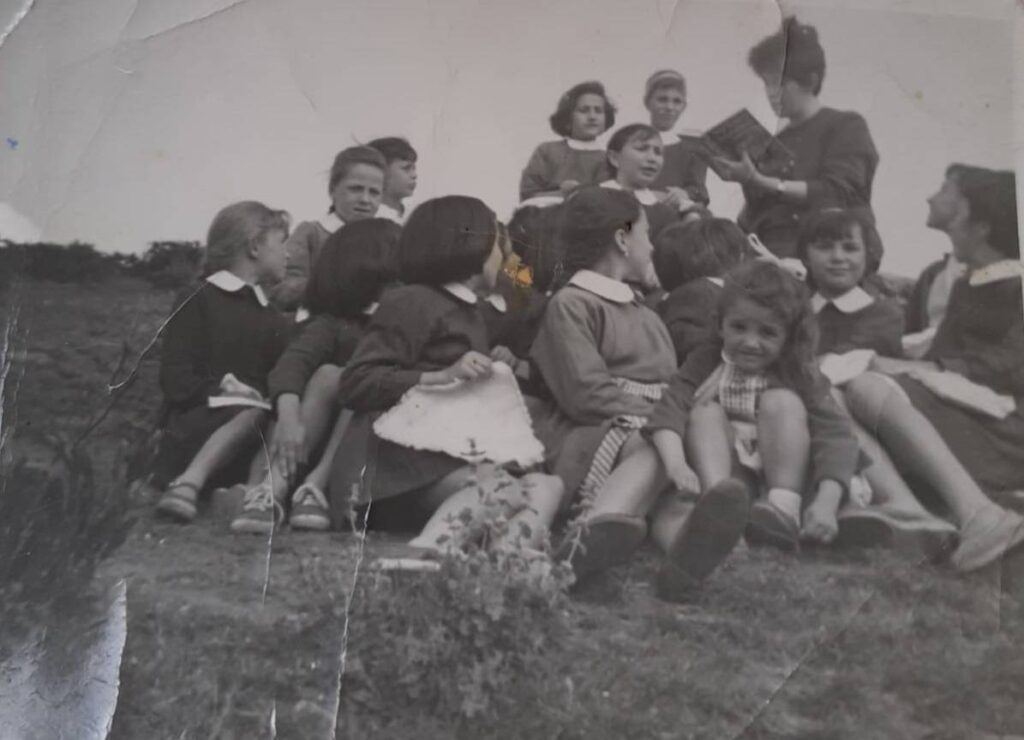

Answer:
[153,201,291,522]
[797,207,956,550]
[229,219,401,534]
[331,196,565,556]
[648,261,863,561]
[519,81,616,205]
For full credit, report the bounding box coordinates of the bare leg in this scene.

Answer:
[494,473,566,550]
[301,409,353,492]
[173,408,265,489]
[758,389,810,493]
[685,402,734,490]
[845,373,990,526]
[586,432,670,520]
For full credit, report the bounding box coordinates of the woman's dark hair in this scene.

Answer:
[653,218,751,290]
[508,203,566,293]
[305,219,401,317]
[796,207,884,286]
[367,136,418,164]
[605,123,660,177]
[549,81,617,138]
[555,186,642,288]
[946,164,1019,258]
[748,17,826,95]
[397,195,498,285]
[718,260,818,394]
[328,146,388,195]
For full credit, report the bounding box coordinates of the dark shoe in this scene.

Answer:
[156,480,200,523]
[556,513,647,584]
[836,505,959,562]
[656,479,750,603]
[746,499,800,552]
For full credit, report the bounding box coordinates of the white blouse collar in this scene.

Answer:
[565,137,605,152]
[375,203,404,224]
[657,130,678,146]
[599,179,659,206]
[706,277,724,288]
[319,211,345,233]
[485,293,507,313]
[443,282,479,304]
[568,269,635,304]
[969,259,1024,286]
[206,270,269,307]
[811,286,874,314]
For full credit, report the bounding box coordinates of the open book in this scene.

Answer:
[700,109,794,172]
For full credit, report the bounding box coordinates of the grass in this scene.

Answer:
[2,276,1022,739]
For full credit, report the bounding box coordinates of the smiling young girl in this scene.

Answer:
[519,81,617,205]
[649,260,862,554]
[271,146,387,309]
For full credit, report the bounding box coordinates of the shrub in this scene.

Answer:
[130,240,203,289]
[340,474,574,734]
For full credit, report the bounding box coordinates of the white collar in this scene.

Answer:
[363,301,379,316]
[206,270,269,307]
[600,179,659,206]
[565,137,605,152]
[485,293,507,313]
[568,269,635,304]
[375,203,404,224]
[811,286,874,314]
[318,211,345,233]
[968,259,1024,286]
[443,282,479,304]
[657,130,678,146]
[706,277,724,288]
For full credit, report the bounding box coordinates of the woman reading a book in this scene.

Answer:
[710,17,879,260]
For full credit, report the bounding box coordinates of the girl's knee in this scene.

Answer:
[845,372,902,424]
[689,401,728,428]
[759,388,806,423]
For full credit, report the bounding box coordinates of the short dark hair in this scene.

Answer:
[508,202,565,293]
[549,81,617,138]
[748,17,826,95]
[398,195,498,285]
[605,123,660,177]
[797,207,885,284]
[946,164,1019,258]
[557,186,642,287]
[367,137,418,164]
[328,146,387,195]
[653,218,750,290]
[305,218,400,318]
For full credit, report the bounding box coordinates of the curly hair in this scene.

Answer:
[555,186,642,289]
[796,207,884,287]
[549,81,617,138]
[718,260,819,395]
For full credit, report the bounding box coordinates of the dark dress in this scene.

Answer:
[651,134,710,206]
[151,277,290,487]
[896,273,1024,491]
[739,107,879,259]
[816,298,905,358]
[656,277,723,365]
[330,284,491,522]
[519,140,609,202]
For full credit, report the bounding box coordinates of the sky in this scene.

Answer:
[0,0,1017,276]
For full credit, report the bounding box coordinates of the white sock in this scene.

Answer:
[767,488,802,524]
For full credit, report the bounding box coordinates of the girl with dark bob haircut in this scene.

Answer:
[710,17,879,260]
[397,195,501,285]
[305,218,401,317]
[796,206,884,283]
